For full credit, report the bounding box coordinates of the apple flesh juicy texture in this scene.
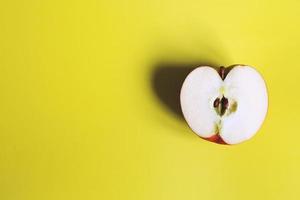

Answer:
[180,65,268,145]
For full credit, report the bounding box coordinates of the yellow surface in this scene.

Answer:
[0,0,299,199]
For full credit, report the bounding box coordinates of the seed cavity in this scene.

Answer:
[213,97,238,116]
[229,101,237,113]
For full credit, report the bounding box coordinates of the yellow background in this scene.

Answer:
[0,0,299,199]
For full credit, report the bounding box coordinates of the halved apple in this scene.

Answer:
[180,65,268,145]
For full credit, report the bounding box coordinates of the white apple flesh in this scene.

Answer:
[180,65,268,145]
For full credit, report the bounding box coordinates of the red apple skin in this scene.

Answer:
[203,134,227,145]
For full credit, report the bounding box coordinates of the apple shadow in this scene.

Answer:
[150,61,220,121]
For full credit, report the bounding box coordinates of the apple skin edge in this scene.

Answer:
[203,134,227,145]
